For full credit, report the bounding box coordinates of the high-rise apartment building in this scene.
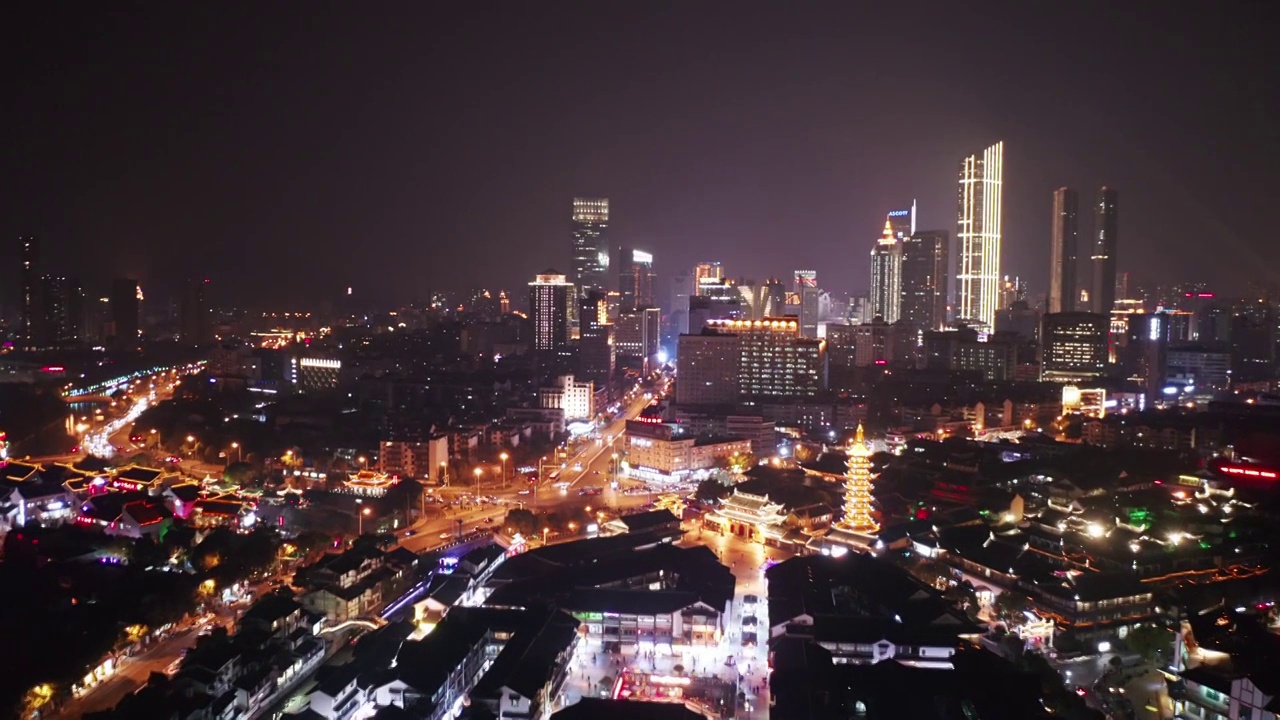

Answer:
[570,197,610,297]
[528,270,572,351]
[956,141,1004,330]
[1048,187,1079,314]
[899,230,949,331]
[1091,187,1119,315]
[180,278,212,345]
[618,248,655,311]
[869,218,902,323]
[693,262,723,295]
[110,278,142,350]
[1040,312,1110,383]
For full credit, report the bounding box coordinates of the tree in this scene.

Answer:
[943,582,980,620]
[1125,623,1169,662]
[505,508,537,536]
[993,591,1033,623]
[695,478,731,503]
[223,461,253,487]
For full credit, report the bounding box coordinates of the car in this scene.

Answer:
[517,489,531,495]
[483,517,494,524]
[438,532,451,540]
[403,530,417,537]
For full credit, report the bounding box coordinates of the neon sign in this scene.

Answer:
[887,210,911,217]
[1219,464,1278,480]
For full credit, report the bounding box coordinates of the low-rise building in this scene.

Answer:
[624,420,751,483]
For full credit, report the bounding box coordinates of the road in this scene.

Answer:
[53,626,202,719]
[396,393,657,554]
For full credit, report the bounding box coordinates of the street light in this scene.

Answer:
[359,507,372,535]
[439,460,448,486]
[499,452,509,489]
[473,467,482,498]
[230,442,241,464]
[357,456,367,470]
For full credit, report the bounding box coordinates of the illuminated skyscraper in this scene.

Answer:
[1091,187,1119,315]
[692,262,723,295]
[869,217,902,323]
[1048,187,1078,314]
[570,197,610,296]
[836,424,879,535]
[899,230,949,331]
[528,270,573,351]
[956,141,1004,330]
[618,247,655,311]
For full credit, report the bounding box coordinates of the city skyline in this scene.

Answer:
[4,3,1277,307]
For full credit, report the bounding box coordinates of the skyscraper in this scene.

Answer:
[615,306,661,373]
[794,270,821,338]
[577,290,614,384]
[110,278,142,350]
[692,262,723,295]
[528,270,572,351]
[618,248,655,310]
[180,278,212,345]
[41,275,84,347]
[1091,187,1119,315]
[956,141,1004,330]
[570,197,609,296]
[869,217,902,323]
[1048,187,1079,314]
[899,230,949,331]
[20,237,41,349]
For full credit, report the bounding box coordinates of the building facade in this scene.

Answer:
[956,141,1004,330]
[618,248,655,311]
[528,270,572,352]
[1048,187,1079,314]
[675,332,740,405]
[899,230,949,332]
[869,217,902,323]
[1041,312,1109,383]
[1091,187,1119,315]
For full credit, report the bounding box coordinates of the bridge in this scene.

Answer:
[63,395,115,405]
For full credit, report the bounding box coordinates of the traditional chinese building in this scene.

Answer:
[705,490,787,544]
[342,469,399,497]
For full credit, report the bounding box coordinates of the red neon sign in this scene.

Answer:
[1219,464,1278,480]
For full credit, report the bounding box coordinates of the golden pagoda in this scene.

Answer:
[835,423,879,534]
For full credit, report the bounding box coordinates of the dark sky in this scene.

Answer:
[6,2,1278,309]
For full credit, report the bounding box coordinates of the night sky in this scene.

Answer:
[6,2,1278,308]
